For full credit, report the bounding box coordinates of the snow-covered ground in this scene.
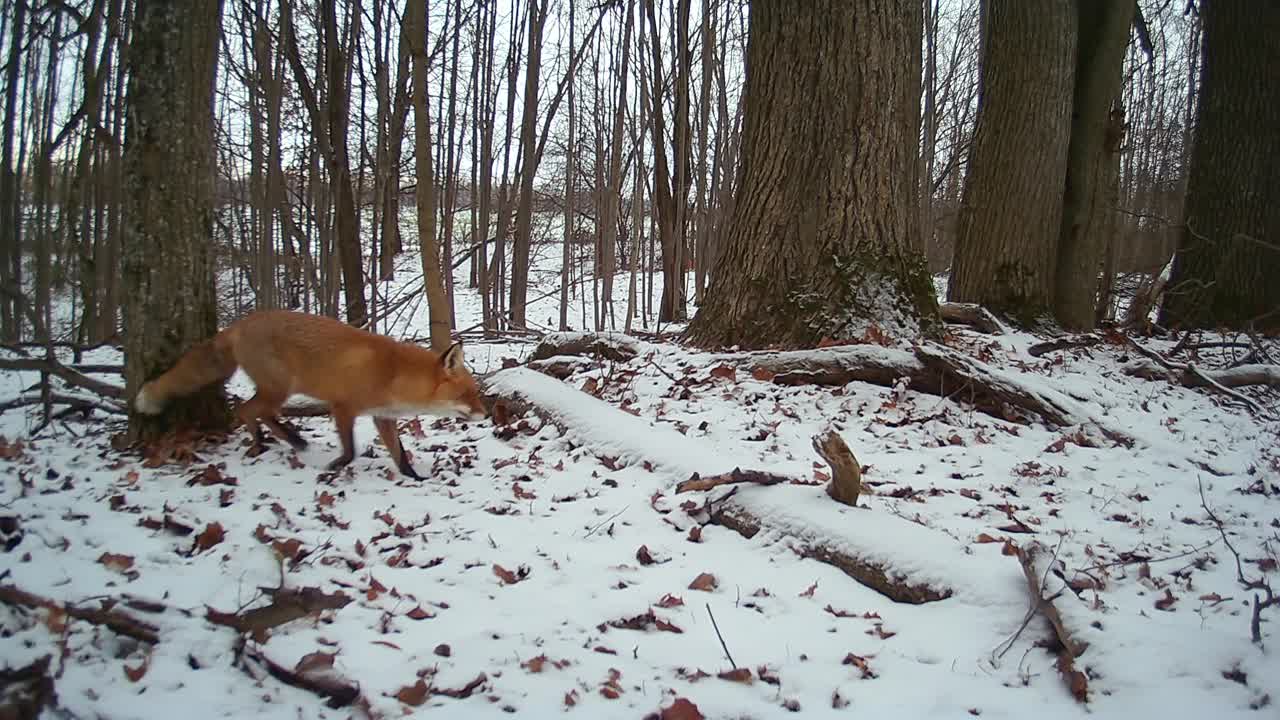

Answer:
[1,247,1277,719]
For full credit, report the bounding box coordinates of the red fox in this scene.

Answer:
[133,309,488,479]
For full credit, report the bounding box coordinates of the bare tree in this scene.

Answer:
[122,0,231,441]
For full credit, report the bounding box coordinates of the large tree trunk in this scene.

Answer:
[1160,0,1280,332]
[122,0,232,442]
[1052,0,1134,330]
[947,0,1076,326]
[684,0,939,349]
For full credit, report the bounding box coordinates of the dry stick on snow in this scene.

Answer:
[204,585,353,637]
[1011,541,1090,704]
[0,585,160,645]
[1123,337,1274,415]
[240,642,360,708]
[0,393,127,416]
[812,430,861,506]
[674,467,790,494]
[706,603,738,670]
[1198,478,1278,645]
[938,302,1006,334]
[0,357,125,399]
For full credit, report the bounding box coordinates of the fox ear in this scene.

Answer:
[441,341,465,372]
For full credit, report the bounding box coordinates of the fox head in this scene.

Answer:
[435,341,488,420]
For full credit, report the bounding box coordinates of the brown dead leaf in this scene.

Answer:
[564,689,579,707]
[717,668,752,684]
[637,545,657,565]
[660,697,705,720]
[406,606,434,620]
[656,593,684,608]
[842,652,878,679]
[709,364,736,381]
[123,653,150,682]
[187,464,236,487]
[192,522,226,553]
[687,526,702,543]
[750,367,776,382]
[493,563,530,585]
[97,552,135,574]
[395,678,430,706]
[866,623,897,639]
[799,581,818,598]
[688,572,718,592]
[1155,588,1178,611]
[599,668,624,699]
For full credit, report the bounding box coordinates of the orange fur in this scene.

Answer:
[134,309,487,478]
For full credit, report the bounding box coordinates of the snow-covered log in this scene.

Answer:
[479,367,984,604]
[529,331,642,363]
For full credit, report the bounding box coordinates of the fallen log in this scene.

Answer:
[743,342,1084,428]
[529,331,641,363]
[939,302,1005,334]
[710,502,952,604]
[0,585,160,644]
[1013,542,1089,703]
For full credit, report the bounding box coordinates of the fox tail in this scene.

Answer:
[134,333,237,414]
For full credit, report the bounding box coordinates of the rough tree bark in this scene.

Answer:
[508,0,547,330]
[947,0,1076,325]
[1053,0,1134,330]
[1160,0,1280,332]
[122,0,232,442]
[0,0,27,341]
[407,0,451,351]
[684,0,940,349]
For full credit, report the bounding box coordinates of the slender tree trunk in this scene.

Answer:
[559,0,576,331]
[407,0,451,350]
[123,0,231,441]
[0,0,26,340]
[509,0,546,330]
[1160,0,1280,331]
[947,0,1076,325]
[685,0,940,349]
[692,0,713,303]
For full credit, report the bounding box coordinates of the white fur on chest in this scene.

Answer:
[362,401,457,419]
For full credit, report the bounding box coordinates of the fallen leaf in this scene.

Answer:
[656,593,684,608]
[1155,588,1178,611]
[637,545,657,566]
[842,652,878,679]
[294,651,336,675]
[799,581,818,598]
[434,643,451,657]
[493,563,529,585]
[717,668,752,684]
[395,678,430,706]
[406,606,434,620]
[686,526,702,543]
[192,522,226,553]
[688,572,718,592]
[661,697,705,720]
[709,364,736,381]
[124,654,149,682]
[97,552,135,574]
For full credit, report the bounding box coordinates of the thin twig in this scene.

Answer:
[706,603,737,669]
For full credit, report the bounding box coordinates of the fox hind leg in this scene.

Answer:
[263,416,308,452]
